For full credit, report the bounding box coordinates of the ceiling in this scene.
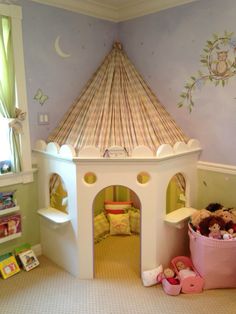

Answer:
[31,0,199,22]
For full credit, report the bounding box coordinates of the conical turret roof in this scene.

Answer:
[47,42,188,156]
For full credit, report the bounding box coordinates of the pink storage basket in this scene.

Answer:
[171,256,204,294]
[162,278,181,296]
[189,225,236,289]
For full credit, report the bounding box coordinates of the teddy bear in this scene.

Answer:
[190,208,212,232]
[215,209,236,238]
[199,215,225,239]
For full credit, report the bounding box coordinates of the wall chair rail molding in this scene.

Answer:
[198,161,236,175]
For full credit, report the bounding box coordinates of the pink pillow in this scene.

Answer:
[106,209,125,215]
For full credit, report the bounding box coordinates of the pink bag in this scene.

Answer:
[189,225,236,289]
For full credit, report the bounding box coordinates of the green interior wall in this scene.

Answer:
[0,172,39,255]
[50,175,68,213]
[197,169,236,209]
[93,186,131,216]
[166,178,186,214]
[94,179,186,216]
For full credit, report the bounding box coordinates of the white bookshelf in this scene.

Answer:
[0,205,21,243]
[0,205,20,216]
[0,232,22,244]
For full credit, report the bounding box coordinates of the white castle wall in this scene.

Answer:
[34,139,201,279]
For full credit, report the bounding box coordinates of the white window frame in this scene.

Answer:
[0,4,34,187]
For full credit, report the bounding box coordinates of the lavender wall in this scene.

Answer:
[119,0,236,165]
[15,0,236,165]
[18,0,117,144]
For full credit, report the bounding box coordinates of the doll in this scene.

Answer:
[157,268,180,285]
[190,209,211,232]
[199,216,225,238]
[175,261,196,281]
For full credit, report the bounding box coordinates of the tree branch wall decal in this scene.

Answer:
[178,31,236,112]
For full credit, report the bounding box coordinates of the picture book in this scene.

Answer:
[14,243,31,256]
[14,243,31,268]
[18,249,39,271]
[0,255,20,279]
[0,213,21,239]
[0,191,16,210]
[0,252,12,262]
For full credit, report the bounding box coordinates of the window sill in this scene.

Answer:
[0,168,37,187]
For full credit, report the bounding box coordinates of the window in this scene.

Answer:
[0,4,33,186]
[0,118,11,173]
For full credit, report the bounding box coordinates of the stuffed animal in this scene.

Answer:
[222,233,233,240]
[190,209,212,232]
[206,203,224,213]
[215,209,236,237]
[199,216,225,238]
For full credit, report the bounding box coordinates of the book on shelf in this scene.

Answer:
[0,191,16,211]
[18,249,39,271]
[0,255,20,279]
[0,213,21,239]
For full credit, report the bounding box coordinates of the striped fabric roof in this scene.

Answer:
[47,42,189,156]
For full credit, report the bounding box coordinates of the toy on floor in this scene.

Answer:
[141,265,163,287]
[189,222,236,289]
[157,268,180,285]
[171,256,204,293]
[157,267,181,296]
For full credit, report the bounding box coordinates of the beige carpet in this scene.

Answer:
[0,235,235,314]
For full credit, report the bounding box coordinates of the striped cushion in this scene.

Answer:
[94,212,110,243]
[129,209,140,234]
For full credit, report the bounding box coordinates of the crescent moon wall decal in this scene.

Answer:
[54,36,71,58]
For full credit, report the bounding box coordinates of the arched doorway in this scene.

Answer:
[93,185,141,279]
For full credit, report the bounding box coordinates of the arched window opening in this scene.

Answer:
[49,173,68,213]
[166,173,186,214]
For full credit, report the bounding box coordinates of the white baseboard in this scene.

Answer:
[198,161,236,175]
[32,243,42,256]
